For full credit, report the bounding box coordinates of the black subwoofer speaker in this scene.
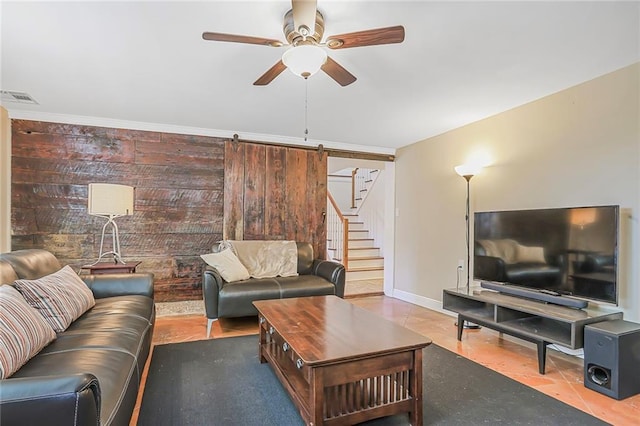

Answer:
[584,319,640,400]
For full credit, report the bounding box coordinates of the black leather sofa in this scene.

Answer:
[203,242,345,337]
[474,241,563,288]
[578,253,615,275]
[0,249,155,426]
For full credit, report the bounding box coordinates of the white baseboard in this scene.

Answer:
[391,288,456,318]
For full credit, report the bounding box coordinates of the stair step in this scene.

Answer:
[348,229,369,239]
[348,238,375,248]
[348,247,380,257]
[348,266,384,272]
[348,257,384,268]
[346,267,384,281]
[347,221,365,230]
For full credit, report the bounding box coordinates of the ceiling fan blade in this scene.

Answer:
[325,25,405,49]
[292,0,317,37]
[321,56,356,87]
[253,60,288,86]
[202,32,283,47]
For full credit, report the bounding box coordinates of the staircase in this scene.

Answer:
[326,167,384,283]
[342,214,384,281]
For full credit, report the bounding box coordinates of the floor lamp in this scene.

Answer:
[88,183,134,264]
[454,163,483,329]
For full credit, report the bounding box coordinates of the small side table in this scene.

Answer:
[82,261,141,275]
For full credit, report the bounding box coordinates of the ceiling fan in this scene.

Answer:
[202,0,405,87]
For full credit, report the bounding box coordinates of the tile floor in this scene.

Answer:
[131,295,640,425]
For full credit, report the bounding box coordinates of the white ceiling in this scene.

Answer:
[1,1,638,154]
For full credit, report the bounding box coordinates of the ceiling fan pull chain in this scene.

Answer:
[304,77,309,142]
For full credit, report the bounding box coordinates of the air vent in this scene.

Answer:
[1,90,39,104]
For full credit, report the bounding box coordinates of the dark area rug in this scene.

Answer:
[138,335,608,425]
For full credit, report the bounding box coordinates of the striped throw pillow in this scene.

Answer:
[0,285,56,379]
[13,265,96,332]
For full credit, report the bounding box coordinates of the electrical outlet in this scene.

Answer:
[458,259,465,269]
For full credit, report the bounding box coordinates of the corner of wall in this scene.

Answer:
[1,107,11,252]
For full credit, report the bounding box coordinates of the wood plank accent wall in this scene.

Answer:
[223,139,327,259]
[10,120,327,302]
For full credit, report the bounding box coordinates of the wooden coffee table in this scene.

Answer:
[253,296,431,425]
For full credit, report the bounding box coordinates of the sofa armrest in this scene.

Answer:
[203,266,225,319]
[545,253,565,268]
[0,373,100,426]
[82,273,154,299]
[474,255,507,282]
[312,260,345,298]
[581,254,614,272]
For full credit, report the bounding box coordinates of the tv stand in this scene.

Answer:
[480,281,588,309]
[443,287,622,374]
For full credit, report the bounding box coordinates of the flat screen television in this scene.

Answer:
[473,205,619,305]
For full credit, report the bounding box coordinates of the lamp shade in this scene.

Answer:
[282,45,327,78]
[88,183,134,216]
[454,163,484,178]
[570,207,597,227]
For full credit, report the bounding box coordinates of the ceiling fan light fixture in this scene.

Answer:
[282,45,327,78]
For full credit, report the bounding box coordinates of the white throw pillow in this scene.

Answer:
[201,249,251,282]
[0,285,56,379]
[13,265,96,332]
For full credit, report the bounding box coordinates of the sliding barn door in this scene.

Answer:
[224,140,327,259]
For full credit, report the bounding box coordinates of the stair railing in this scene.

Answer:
[350,168,359,209]
[354,169,383,254]
[327,191,349,270]
[353,169,381,215]
[351,168,379,211]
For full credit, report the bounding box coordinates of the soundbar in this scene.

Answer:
[480,281,588,309]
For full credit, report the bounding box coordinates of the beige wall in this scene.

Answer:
[1,107,10,252]
[394,63,640,321]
